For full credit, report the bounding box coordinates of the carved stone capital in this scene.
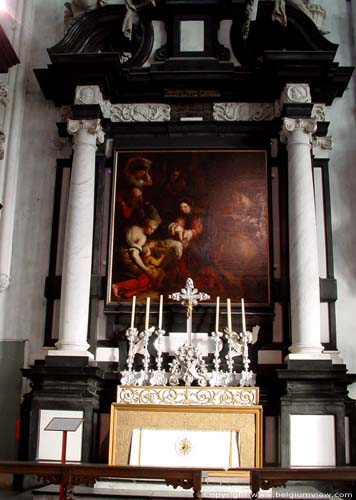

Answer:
[110,103,171,122]
[0,81,8,107]
[281,83,312,105]
[0,128,5,160]
[213,102,276,121]
[67,118,105,144]
[0,273,10,291]
[312,136,334,158]
[280,117,317,143]
[312,136,333,150]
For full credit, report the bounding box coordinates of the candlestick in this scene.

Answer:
[215,296,220,332]
[241,298,246,333]
[145,297,150,330]
[227,298,232,332]
[158,294,163,330]
[130,295,136,329]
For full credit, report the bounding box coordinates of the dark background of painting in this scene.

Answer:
[109,150,269,304]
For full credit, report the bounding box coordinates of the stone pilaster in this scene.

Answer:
[49,119,104,357]
[281,117,325,359]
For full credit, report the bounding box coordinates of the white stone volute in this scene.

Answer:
[312,136,333,150]
[280,117,317,143]
[67,118,105,144]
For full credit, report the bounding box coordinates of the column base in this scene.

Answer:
[285,352,329,361]
[47,349,94,359]
[323,350,346,365]
[287,343,326,360]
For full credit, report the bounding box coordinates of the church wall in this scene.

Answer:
[0,0,356,462]
[0,0,64,355]
[0,0,65,458]
[322,0,356,386]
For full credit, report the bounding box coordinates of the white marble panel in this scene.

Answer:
[96,347,119,362]
[290,415,336,466]
[320,302,330,343]
[180,20,204,52]
[37,409,83,461]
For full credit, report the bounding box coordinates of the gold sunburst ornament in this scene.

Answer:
[175,437,193,456]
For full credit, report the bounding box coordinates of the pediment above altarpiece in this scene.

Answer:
[34,0,352,106]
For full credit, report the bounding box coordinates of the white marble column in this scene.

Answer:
[281,117,325,359]
[49,119,104,357]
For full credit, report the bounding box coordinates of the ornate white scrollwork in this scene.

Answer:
[281,83,312,104]
[117,386,259,406]
[213,102,276,121]
[0,82,8,107]
[67,118,105,144]
[312,104,327,122]
[110,103,171,122]
[0,273,10,292]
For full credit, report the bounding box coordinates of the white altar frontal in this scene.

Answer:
[109,279,262,472]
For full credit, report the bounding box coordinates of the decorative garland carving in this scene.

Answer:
[110,103,170,122]
[0,82,8,106]
[213,102,276,121]
[312,104,327,122]
[117,386,259,406]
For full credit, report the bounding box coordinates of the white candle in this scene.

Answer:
[158,294,163,330]
[215,296,220,332]
[241,298,246,332]
[145,297,150,330]
[130,295,136,329]
[227,298,232,332]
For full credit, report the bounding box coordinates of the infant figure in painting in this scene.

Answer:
[141,244,166,289]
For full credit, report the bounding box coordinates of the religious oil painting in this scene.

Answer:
[107,150,270,305]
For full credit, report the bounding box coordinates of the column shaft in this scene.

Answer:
[51,119,104,357]
[282,118,324,358]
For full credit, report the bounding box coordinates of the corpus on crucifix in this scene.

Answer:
[169,277,210,345]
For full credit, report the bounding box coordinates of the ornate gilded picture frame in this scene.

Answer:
[107,149,270,305]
